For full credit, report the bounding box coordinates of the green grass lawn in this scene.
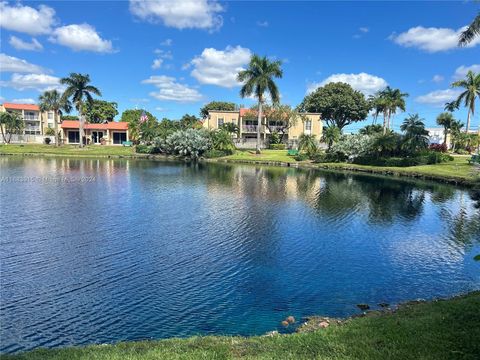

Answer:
[223,149,296,163]
[0,144,135,157]
[221,151,479,184]
[4,292,479,360]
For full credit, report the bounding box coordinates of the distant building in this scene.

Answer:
[0,103,58,136]
[426,128,450,148]
[203,108,322,148]
[61,120,129,145]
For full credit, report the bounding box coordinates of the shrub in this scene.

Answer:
[429,143,448,153]
[203,149,232,158]
[44,137,51,145]
[353,151,453,167]
[210,129,235,152]
[270,143,286,150]
[135,144,158,154]
[294,153,309,161]
[330,134,375,159]
[156,128,211,159]
[312,151,347,163]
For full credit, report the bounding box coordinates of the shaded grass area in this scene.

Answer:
[0,144,135,157]
[4,292,479,360]
[224,149,296,163]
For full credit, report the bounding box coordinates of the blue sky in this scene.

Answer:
[0,1,479,132]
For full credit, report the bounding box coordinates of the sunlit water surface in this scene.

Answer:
[1,157,479,353]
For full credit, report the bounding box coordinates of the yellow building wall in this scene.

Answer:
[287,114,322,140]
[202,111,240,130]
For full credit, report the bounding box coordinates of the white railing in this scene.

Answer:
[23,115,39,121]
[242,125,258,132]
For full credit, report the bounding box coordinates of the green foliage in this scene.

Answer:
[371,133,403,157]
[220,122,239,136]
[203,149,231,158]
[294,152,309,161]
[322,125,341,149]
[369,86,408,133]
[200,101,236,118]
[60,73,101,112]
[298,82,370,130]
[210,129,235,152]
[120,109,158,143]
[61,115,79,120]
[179,114,201,129]
[312,151,347,163]
[436,112,456,145]
[44,127,56,136]
[82,99,118,123]
[400,114,429,154]
[451,70,480,131]
[269,131,281,145]
[359,124,383,135]
[135,144,159,154]
[0,112,24,143]
[298,133,318,156]
[39,89,72,146]
[269,143,286,150]
[353,152,453,167]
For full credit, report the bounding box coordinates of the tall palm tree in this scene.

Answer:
[459,12,480,46]
[237,55,283,153]
[436,112,455,146]
[38,90,72,146]
[451,70,480,132]
[444,101,459,113]
[60,73,101,147]
[368,93,386,125]
[379,87,409,134]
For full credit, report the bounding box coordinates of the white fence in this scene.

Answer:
[5,134,57,144]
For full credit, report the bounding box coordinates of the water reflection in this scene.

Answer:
[1,157,479,354]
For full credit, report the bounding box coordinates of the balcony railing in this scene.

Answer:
[242,125,258,132]
[23,115,39,121]
[267,125,284,132]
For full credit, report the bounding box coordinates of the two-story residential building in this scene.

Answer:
[0,103,58,136]
[203,108,322,148]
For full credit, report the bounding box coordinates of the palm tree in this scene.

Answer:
[451,70,480,133]
[379,87,409,134]
[0,112,24,144]
[436,112,455,146]
[368,93,386,125]
[60,73,101,147]
[237,55,283,153]
[38,90,72,146]
[400,114,429,154]
[444,101,459,113]
[459,12,480,46]
[298,133,318,155]
[359,124,383,135]
[322,125,341,150]
[450,120,465,152]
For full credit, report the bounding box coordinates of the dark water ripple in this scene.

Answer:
[1,157,479,353]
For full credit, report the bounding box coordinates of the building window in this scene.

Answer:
[305,120,312,131]
[48,112,54,120]
[217,117,224,127]
[113,132,127,144]
[48,123,53,128]
[68,131,80,143]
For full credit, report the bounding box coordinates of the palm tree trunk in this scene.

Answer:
[466,109,471,133]
[443,127,448,146]
[0,123,6,144]
[78,104,84,148]
[54,110,60,146]
[382,112,387,135]
[256,100,262,154]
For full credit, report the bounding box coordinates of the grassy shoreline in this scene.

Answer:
[3,291,479,360]
[1,145,479,186]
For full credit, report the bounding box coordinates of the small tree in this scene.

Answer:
[298,133,317,156]
[359,124,383,135]
[120,109,157,143]
[322,125,341,150]
[210,129,235,153]
[82,99,118,123]
[298,82,370,131]
[39,89,72,147]
[179,114,201,129]
[436,112,455,146]
[0,112,24,143]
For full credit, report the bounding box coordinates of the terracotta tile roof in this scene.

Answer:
[61,120,128,130]
[2,103,40,111]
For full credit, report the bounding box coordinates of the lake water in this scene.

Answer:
[1,156,479,353]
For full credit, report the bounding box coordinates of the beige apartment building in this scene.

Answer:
[0,103,59,136]
[203,108,322,147]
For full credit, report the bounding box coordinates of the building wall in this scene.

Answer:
[204,110,322,142]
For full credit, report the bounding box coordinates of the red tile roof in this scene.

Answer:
[2,103,40,111]
[61,120,128,130]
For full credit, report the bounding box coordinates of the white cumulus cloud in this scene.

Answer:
[453,64,480,80]
[432,74,444,83]
[190,45,252,88]
[142,75,203,102]
[0,73,63,92]
[0,2,56,35]
[129,0,223,31]
[307,72,388,95]
[11,98,36,104]
[9,36,43,51]
[0,53,46,73]
[152,58,163,69]
[415,89,462,107]
[390,25,480,52]
[49,24,114,53]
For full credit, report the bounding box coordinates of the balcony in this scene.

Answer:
[23,115,39,121]
[267,125,284,133]
[242,125,258,133]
